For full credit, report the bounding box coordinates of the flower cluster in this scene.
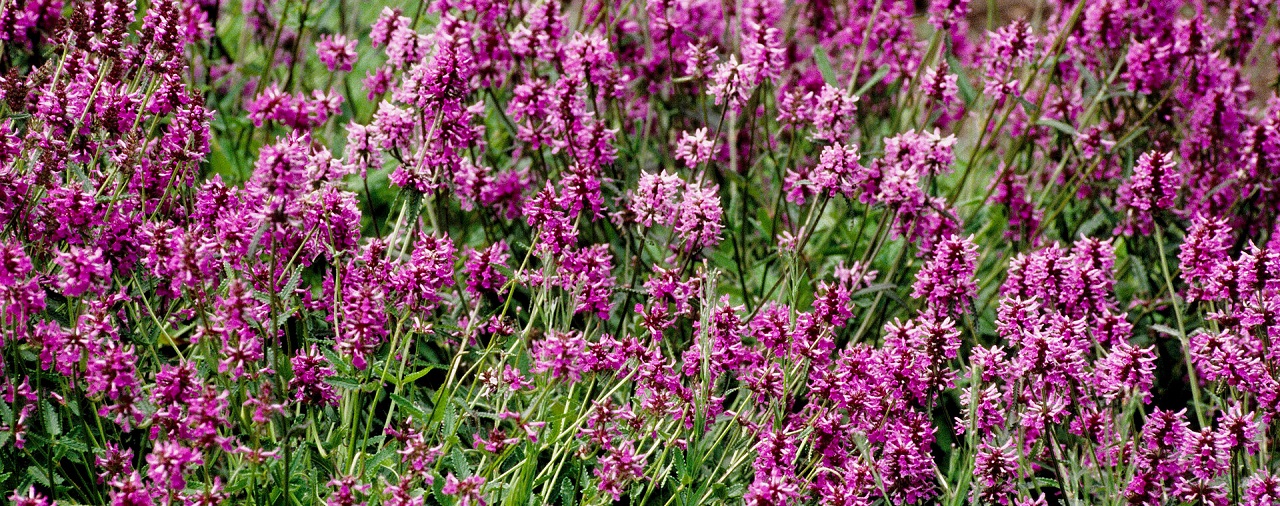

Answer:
[1,0,1279,504]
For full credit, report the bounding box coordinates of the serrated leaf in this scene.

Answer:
[390,393,427,421]
[324,376,361,390]
[281,269,302,297]
[559,475,575,506]
[43,400,61,436]
[1034,477,1062,489]
[1113,126,1149,152]
[492,263,516,280]
[444,400,458,435]
[362,444,398,480]
[672,448,688,479]
[1077,211,1108,238]
[1014,95,1040,114]
[450,447,472,477]
[28,466,51,487]
[59,437,88,453]
[852,282,897,298]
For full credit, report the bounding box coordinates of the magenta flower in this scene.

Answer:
[54,245,112,297]
[145,441,203,491]
[911,234,978,315]
[807,85,859,144]
[1094,342,1157,402]
[441,474,486,506]
[595,439,645,500]
[973,439,1018,505]
[316,34,358,72]
[290,345,339,406]
[674,128,715,168]
[465,241,511,296]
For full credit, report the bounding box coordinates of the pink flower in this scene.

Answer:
[911,234,978,315]
[441,474,486,506]
[55,245,112,297]
[316,34,358,72]
[674,128,714,167]
[708,56,756,111]
[290,345,339,406]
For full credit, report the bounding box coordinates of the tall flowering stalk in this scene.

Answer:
[0,0,1278,504]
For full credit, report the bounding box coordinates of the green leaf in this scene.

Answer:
[854,66,891,97]
[390,393,428,421]
[28,466,51,487]
[949,54,978,105]
[399,365,437,386]
[1077,211,1109,237]
[852,282,897,298]
[1113,126,1149,152]
[1150,324,1182,338]
[444,400,458,436]
[812,46,839,88]
[1014,95,1040,114]
[672,448,688,480]
[362,445,398,480]
[559,476,576,506]
[43,400,61,437]
[1033,477,1062,490]
[281,269,302,297]
[324,376,361,390]
[59,437,88,453]
[1036,118,1077,136]
[450,447,472,477]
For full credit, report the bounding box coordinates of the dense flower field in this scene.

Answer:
[2,0,1280,503]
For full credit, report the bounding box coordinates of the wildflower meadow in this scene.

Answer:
[2,0,1280,503]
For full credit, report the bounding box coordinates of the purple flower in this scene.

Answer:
[532,330,588,382]
[1181,427,1229,481]
[9,486,52,506]
[673,181,723,250]
[290,345,339,406]
[1094,342,1157,402]
[1244,471,1280,506]
[387,424,441,479]
[911,234,978,315]
[441,474,485,506]
[1178,214,1234,302]
[325,475,370,506]
[740,20,784,83]
[87,340,144,430]
[558,243,615,318]
[145,441,203,491]
[810,143,867,200]
[392,234,456,314]
[316,34,358,72]
[973,439,1018,505]
[595,439,645,500]
[807,85,859,144]
[745,423,802,505]
[921,59,960,109]
[927,0,970,33]
[1116,151,1182,235]
[465,241,511,296]
[631,170,683,228]
[674,128,715,168]
[55,245,112,297]
[0,240,44,344]
[707,56,756,111]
